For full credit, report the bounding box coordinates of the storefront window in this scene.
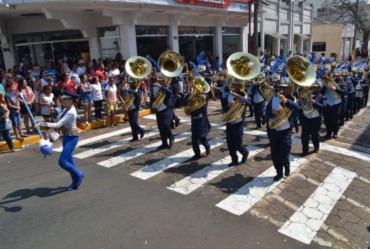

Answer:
[222,27,240,59]
[98,26,121,59]
[13,30,89,70]
[136,26,169,59]
[178,26,215,60]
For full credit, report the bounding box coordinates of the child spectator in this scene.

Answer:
[79,74,93,124]
[39,85,54,122]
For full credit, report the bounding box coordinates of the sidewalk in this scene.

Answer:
[327,102,370,154]
[0,107,151,151]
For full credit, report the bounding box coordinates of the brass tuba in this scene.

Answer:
[322,73,340,99]
[256,78,275,103]
[268,107,293,130]
[123,56,152,111]
[224,52,261,123]
[184,77,210,116]
[287,55,316,114]
[152,50,184,110]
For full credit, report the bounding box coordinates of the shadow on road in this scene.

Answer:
[0,187,66,213]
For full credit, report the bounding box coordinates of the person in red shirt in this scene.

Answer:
[95,63,105,83]
[57,73,77,94]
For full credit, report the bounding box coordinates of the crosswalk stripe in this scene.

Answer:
[53,127,133,152]
[278,167,356,244]
[237,128,370,163]
[143,114,223,129]
[74,130,160,159]
[131,138,225,180]
[167,146,265,195]
[215,155,309,216]
[97,132,192,168]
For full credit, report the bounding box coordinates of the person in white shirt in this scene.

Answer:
[76,59,86,76]
[105,76,124,128]
[91,77,103,120]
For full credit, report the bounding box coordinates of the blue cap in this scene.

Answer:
[60,90,78,99]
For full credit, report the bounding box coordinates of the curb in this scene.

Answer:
[0,109,152,152]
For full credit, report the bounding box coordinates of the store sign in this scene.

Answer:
[177,0,252,8]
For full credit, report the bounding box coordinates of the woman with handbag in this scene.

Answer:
[38,91,84,191]
[0,91,15,152]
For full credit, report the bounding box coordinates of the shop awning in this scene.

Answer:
[265,33,288,40]
[295,34,311,41]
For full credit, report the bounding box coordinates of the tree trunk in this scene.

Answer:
[363,30,370,56]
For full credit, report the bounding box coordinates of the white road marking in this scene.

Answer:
[236,128,370,163]
[215,156,308,216]
[131,138,225,180]
[97,132,192,168]
[74,130,159,159]
[278,167,356,245]
[167,146,265,195]
[53,127,133,152]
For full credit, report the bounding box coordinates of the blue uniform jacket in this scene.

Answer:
[127,89,141,112]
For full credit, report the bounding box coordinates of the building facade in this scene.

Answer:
[0,0,312,71]
[258,0,313,57]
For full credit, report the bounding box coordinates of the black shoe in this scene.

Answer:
[175,119,180,127]
[333,133,337,139]
[324,134,331,139]
[262,119,266,126]
[191,154,201,160]
[284,167,290,177]
[140,130,145,139]
[241,151,249,164]
[169,137,174,149]
[273,174,283,181]
[300,152,308,157]
[313,148,319,153]
[157,144,168,150]
[129,138,139,142]
[228,161,238,167]
[205,146,210,156]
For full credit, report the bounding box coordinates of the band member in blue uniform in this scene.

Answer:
[266,78,300,181]
[153,73,174,150]
[170,77,181,129]
[344,70,355,120]
[127,79,145,141]
[363,66,369,107]
[299,80,326,156]
[226,79,251,166]
[39,91,84,191]
[321,70,347,139]
[250,73,266,129]
[218,78,230,113]
[183,80,211,160]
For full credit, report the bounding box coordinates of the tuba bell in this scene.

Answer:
[322,73,341,99]
[184,77,210,116]
[152,51,184,110]
[224,52,260,123]
[287,55,316,114]
[123,56,152,111]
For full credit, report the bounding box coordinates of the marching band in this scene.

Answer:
[34,50,370,189]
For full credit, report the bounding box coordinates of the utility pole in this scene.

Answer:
[352,0,359,51]
[253,0,259,55]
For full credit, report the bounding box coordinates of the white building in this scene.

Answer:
[257,0,313,57]
[0,0,312,71]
